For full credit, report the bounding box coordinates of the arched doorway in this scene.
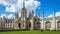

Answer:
[27,22,31,29]
[45,21,51,30]
[57,21,60,30]
[36,22,41,29]
[18,23,21,28]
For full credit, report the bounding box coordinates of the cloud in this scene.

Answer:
[55,12,60,17]
[5,5,16,12]
[0,14,7,18]
[0,0,9,6]
[48,14,53,18]
[48,11,60,18]
[0,0,40,18]
[0,0,40,12]
[8,14,15,19]
[0,14,15,19]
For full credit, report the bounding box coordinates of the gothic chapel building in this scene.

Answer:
[0,1,60,30]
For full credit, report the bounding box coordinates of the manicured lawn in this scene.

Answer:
[0,30,60,34]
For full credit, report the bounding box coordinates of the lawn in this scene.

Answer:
[0,30,60,34]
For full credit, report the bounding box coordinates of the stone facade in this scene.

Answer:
[0,1,60,30]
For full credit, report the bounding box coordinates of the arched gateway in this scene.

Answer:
[18,23,21,28]
[36,22,41,29]
[45,21,51,30]
[27,22,31,29]
[57,21,60,30]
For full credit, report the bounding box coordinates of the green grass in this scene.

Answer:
[0,30,60,34]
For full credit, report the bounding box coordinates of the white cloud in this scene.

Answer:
[48,14,53,18]
[25,0,40,11]
[0,0,9,6]
[0,14,7,18]
[6,5,16,12]
[0,0,40,12]
[55,12,60,17]
[48,11,60,18]
[0,0,40,18]
[0,14,15,19]
[8,14,15,19]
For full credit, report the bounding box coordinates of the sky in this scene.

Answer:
[0,0,60,19]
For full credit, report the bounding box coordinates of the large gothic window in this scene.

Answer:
[45,21,51,29]
[57,21,60,30]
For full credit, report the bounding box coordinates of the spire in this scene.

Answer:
[29,11,31,17]
[15,10,18,19]
[23,0,25,8]
[53,8,56,17]
[41,11,44,30]
[30,9,34,17]
[38,11,40,18]
[36,11,38,18]
[53,8,56,30]
[3,16,6,20]
[42,11,44,18]
[22,0,26,10]
[32,9,34,16]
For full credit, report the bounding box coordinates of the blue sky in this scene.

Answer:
[0,4,14,16]
[0,0,60,18]
[36,0,60,17]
